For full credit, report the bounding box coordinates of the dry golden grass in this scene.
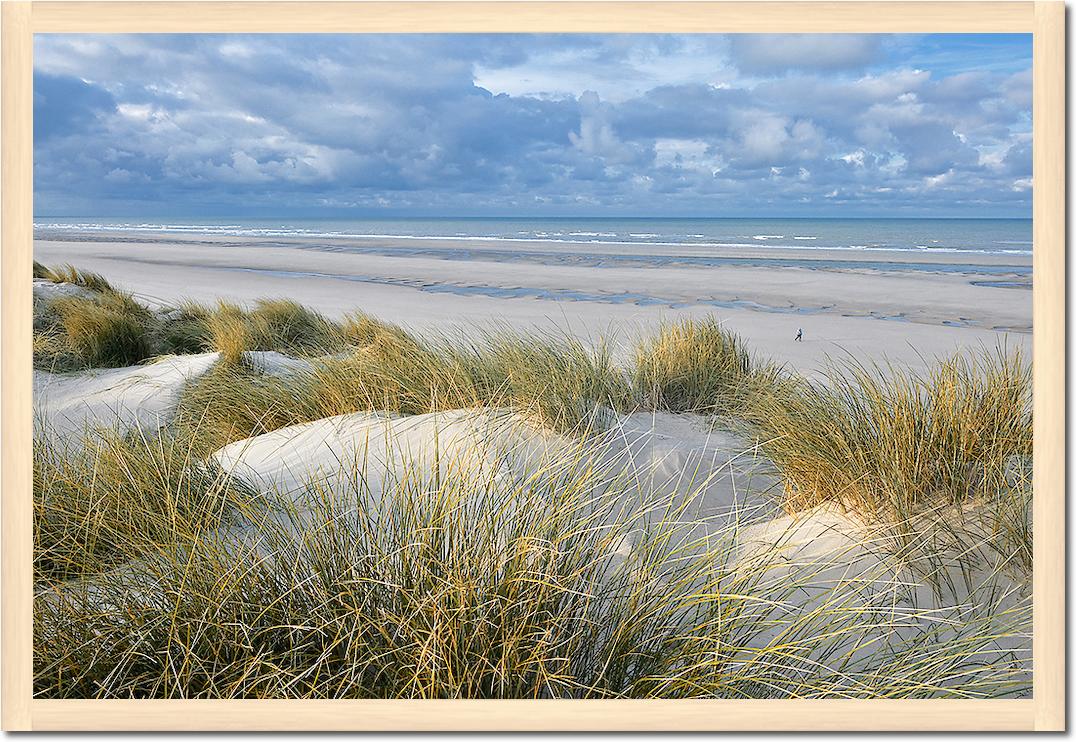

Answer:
[31,265,1034,700]
[34,262,119,295]
[753,348,1031,521]
[204,300,256,365]
[35,293,154,371]
[338,309,412,346]
[158,300,215,355]
[633,317,785,419]
[249,298,343,353]
[174,327,631,455]
[35,427,1030,699]
[34,424,251,582]
[33,260,54,280]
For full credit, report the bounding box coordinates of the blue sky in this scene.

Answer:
[34,33,1032,218]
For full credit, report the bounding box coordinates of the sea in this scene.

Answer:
[34,217,1032,257]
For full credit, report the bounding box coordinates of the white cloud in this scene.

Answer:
[922,169,955,189]
[840,150,866,167]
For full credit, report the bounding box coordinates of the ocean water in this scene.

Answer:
[34,217,1032,256]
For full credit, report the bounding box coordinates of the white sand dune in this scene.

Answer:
[730,504,1030,680]
[34,352,221,446]
[213,408,558,503]
[207,406,782,593]
[603,411,778,517]
[213,407,778,530]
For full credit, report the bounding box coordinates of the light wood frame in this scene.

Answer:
[2,1,1065,730]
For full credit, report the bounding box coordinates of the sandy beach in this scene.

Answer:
[34,230,1031,377]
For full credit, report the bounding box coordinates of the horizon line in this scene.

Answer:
[33,214,1034,221]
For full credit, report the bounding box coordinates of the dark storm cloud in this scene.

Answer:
[34,72,116,142]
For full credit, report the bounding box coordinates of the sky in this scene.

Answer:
[33,33,1032,218]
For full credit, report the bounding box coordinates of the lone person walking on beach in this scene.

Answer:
[795,328,803,342]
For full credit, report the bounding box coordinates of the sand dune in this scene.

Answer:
[34,352,221,446]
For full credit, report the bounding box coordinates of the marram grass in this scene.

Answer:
[753,348,1032,520]
[32,263,353,371]
[34,424,253,583]
[35,425,1030,699]
[34,292,155,371]
[633,316,785,419]
[34,262,120,295]
[174,327,632,455]
[31,263,1033,699]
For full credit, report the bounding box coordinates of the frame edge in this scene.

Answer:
[1032,0,1066,733]
[1,1,34,730]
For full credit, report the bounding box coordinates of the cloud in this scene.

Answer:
[729,34,883,74]
[34,72,116,141]
[33,33,1032,217]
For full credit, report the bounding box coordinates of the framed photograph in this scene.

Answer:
[4,0,1065,731]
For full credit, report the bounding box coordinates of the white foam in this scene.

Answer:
[33,222,1033,256]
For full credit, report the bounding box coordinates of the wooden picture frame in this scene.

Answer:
[3,1,1065,730]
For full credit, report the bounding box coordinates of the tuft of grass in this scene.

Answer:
[34,425,251,583]
[633,317,784,419]
[454,331,632,431]
[157,301,215,355]
[37,263,120,295]
[204,301,255,365]
[754,347,1032,525]
[34,293,154,371]
[248,298,344,355]
[173,362,317,456]
[200,299,347,364]
[339,310,413,347]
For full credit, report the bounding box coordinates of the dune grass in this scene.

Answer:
[35,432,1030,699]
[157,300,215,355]
[34,425,251,583]
[34,262,119,295]
[32,263,349,371]
[249,298,344,354]
[174,326,632,455]
[34,292,156,371]
[753,348,1032,522]
[203,299,348,363]
[33,294,346,372]
[633,317,786,419]
[31,265,1034,699]
[204,301,257,365]
[33,260,55,280]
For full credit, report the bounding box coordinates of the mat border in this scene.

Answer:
[3,1,1065,731]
